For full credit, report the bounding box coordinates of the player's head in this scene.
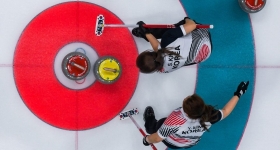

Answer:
[182,94,206,119]
[183,94,219,131]
[136,50,163,73]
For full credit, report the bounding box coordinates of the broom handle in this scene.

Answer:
[104,24,213,29]
[144,24,213,29]
[129,115,157,150]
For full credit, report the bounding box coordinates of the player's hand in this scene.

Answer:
[234,81,249,98]
[184,17,191,22]
[137,21,150,34]
[143,135,150,146]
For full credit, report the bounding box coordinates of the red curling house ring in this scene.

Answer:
[13,2,139,130]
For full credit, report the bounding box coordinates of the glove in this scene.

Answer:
[137,21,150,34]
[175,17,191,25]
[143,135,150,146]
[234,81,249,98]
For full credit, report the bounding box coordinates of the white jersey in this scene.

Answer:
[159,27,212,73]
[157,107,223,148]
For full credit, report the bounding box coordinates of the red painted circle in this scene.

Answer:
[245,0,264,9]
[67,55,89,77]
[13,2,139,130]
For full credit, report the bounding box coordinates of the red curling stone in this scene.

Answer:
[245,0,264,10]
[238,0,266,13]
[62,52,91,80]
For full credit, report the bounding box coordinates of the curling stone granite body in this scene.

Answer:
[62,52,91,80]
[238,0,266,13]
[93,56,122,84]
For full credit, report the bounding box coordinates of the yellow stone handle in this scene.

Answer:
[103,67,118,73]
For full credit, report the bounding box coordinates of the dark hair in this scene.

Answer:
[182,94,219,132]
[136,48,181,73]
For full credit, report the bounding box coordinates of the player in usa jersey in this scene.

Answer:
[133,17,212,73]
[142,81,249,149]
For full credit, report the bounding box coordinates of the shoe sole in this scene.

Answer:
[143,106,154,122]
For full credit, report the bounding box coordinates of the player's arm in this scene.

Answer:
[136,21,160,51]
[221,96,239,119]
[160,18,196,48]
[182,18,196,34]
[145,33,160,52]
[222,81,249,119]
[145,132,163,143]
[142,112,181,146]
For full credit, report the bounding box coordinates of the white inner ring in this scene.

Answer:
[54,42,98,90]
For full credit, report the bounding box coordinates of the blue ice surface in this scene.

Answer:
[170,0,255,150]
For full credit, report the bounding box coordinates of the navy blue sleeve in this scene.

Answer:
[210,109,223,124]
[160,27,184,48]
